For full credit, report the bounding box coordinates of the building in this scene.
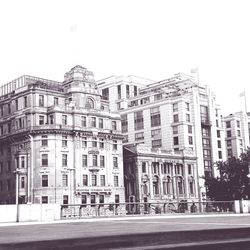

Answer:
[0,65,125,205]
[98,73,226,202]
[97,75,154,112]
[224,111,250,158]
[124,144,198,205]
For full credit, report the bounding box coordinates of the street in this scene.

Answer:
[0,214,250,249]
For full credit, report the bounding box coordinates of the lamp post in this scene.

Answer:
[14,168,21,222]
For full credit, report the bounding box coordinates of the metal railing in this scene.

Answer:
[60,201,235,219]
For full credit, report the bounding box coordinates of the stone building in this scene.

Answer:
[0,65,125,205]
[98,73,226,201]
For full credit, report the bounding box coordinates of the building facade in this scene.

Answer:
[124,144,198,205]
[98,73,226,200]
[0,65,125,205]
[224,111,250,158]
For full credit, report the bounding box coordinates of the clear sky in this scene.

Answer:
[0,0,249,115]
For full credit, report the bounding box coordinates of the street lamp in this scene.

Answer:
[14,168,22,222]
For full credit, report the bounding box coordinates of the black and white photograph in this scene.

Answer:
[0,0,250,249]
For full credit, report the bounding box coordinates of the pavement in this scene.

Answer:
[1,214,250,249]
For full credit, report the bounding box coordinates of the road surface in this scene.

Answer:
[1,214,250,249]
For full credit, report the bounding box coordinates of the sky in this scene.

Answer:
[0,0,249,115]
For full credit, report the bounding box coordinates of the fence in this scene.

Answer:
[60,201,235,219]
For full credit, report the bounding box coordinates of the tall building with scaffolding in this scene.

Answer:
[0,65,125,205]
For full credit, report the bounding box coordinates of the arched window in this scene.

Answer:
[177,177,184,195]
[163,176,171,195]
[85,98,94,109]
[153,176,160,195]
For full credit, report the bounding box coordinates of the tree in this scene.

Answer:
[204,148,250,201]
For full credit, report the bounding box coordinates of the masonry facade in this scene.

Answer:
[0,65,125,205]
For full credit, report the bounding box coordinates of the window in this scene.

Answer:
[42,196,48,204]
[237,120,240,128]
[114,176,119,187]
[82,137,87,148]
[62,135,67,147]
[81,116,86,127]
[92,155,97,166]
[39,95,44,107]
[21,156,25,168]
[99,194,105,205]
[173,136,179,146]
[91,117,96,127]
[99,118,103,129]
[49,115,54,124]
[83,175,88,186]
[42,175,48,187]
[153,177,159,195]
[173,114,179,123]
[91,195,96,206]
[63,195,68,205]
[117,85,121,99]
[62,154,68,167]
[152,139,162,148]
[41,154,48,166]
[226,130,231,137]
[154,93,162,101]
[186,114,191,122]
[100,175,105,186]
[0,106,3,116]
[188,125,192,134]
[217,140,221,148]
[121,114,128,133]
[188,164,192,175]
[92,174,97,186]
[218,151,222,159]
[8,103,11,114]
[227,140,232,147]
[173,103,178,112]
[150,107,161,127]
[15,99,18,111]
[202,128,209,137]
[126,85,130,98]
[226,121,231,128]
[0,162,3,174]
[113,157,118,168]
[204,160,211,168]
[177,177,184,195]
[227,149,232,157]
[217,130,221,138]
[100,156,105,167]
[151,129,161,138]
[99,138,104,149]
[142,162,146,173]
[134,111,144,130]
[113,140,118,150]
[62,115,67,125]
[237,130,241,137]
[135,132,144,141]
[81,195,87,205]
[189,181,194,195]
[39,115,45,125]
[62,174,68,187]
[203,149,211,157]
[186,102,190,111]
[112,121,117,130]
[173,126,178,135]
[54,97,59,105]
[92,137,97,147]
[200,105,209,124]
[134,86,138,97]
[21,176,25,188]
[82,155,88,167]
[102,88,109,100]
[188,136,193,145]
[240,139,243,146]
[163,178,171,195]
[41,135,48,146]
[216,120,219,127]
[86,98,94,109]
